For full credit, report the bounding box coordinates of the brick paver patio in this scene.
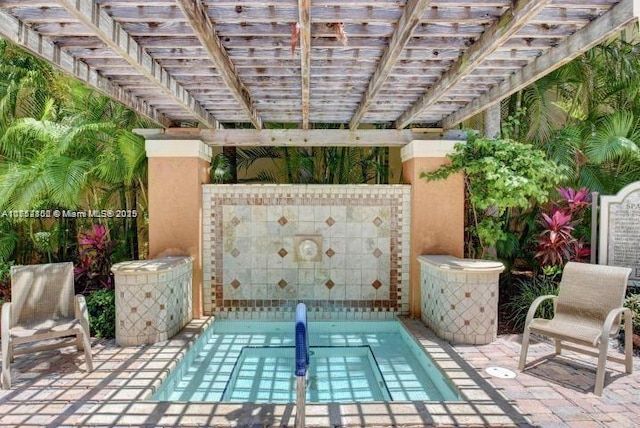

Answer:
[0,318,637,427]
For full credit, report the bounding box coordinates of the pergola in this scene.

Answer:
[0,0,638,144]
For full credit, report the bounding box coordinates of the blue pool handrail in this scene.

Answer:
[295,302,309,376]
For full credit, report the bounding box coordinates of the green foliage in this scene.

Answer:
[0,219,17,262]
[0,259,13,303]
[85,288,115,339]
[505,274,559,332]
[236,145,390,184]
[422,135,563,256]
[624,293,640,336]
[0,39,149,264]
[210,153,234,183]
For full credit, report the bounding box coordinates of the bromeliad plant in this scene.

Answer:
[74,224,115,293]
[534,187,591,272]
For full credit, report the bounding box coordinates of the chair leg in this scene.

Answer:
[1,339,11,389]
[555,339,562,355]
[594,339,609,396]
[81,331,93,372]
[519,328,531,371]
[624,314,633,374]
[76,332,84,351]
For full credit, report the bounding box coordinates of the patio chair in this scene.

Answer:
[1,262,93,389]
[518,262,633,396]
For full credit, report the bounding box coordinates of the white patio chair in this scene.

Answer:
[1,262,93,389]
[518,262,633,396]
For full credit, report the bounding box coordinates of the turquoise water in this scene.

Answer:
[152,320,461,403]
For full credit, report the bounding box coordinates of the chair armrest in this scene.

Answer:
[75,294,90,326]
[598,307,631,346]
[1,302,12,342]
[523,294,557,331]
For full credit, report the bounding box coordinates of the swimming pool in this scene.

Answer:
[152,319,461,403]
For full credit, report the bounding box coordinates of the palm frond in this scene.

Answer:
[586,111,639,164]
[44,156,92,208]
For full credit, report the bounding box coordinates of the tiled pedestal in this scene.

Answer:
[419,255,504,345]
[111,256,193,346]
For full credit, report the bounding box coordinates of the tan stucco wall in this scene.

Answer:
[403,157,464,318]
[148,156,210,318]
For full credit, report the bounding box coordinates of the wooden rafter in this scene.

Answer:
[298,0,311,129]
[442,0,640,128]
[0,9,171,127]
[175,0,262,129]
[394,0,553,129]
[349,0,432,130]
[0,1,630,129]
[54,0,218,129]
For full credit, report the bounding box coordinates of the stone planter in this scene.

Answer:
[419,255,504,345]
[111,256,193,346]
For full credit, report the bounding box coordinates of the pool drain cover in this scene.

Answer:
[485,366,516,379]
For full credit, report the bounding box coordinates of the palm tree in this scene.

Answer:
[501,36,640,194]
[0,45,151,262]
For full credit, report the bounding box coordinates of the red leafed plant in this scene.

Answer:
[74,224,115,293]
[557,187,591,214]
[534,187,592,269]
[535,209,576,267]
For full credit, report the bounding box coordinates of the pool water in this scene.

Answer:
[152,320,461,403]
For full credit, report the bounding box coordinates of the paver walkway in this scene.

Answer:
[0,317,637,427]
[452,334,640,427]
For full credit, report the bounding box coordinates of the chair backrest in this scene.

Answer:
[556,262,631,323]
[9,262,75,327]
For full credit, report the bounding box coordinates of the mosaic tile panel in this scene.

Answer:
[418,255,503,345]
[202,185,410,320]
[112,257,193,346]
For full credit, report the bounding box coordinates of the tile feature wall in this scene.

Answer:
[202,185,410,319]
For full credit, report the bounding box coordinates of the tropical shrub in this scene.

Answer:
[505,274,559,332]
[85,288,115,339]
[0,260,12,303]
[534,187,591,271]
[422,135,563,258]
[74,224,115,293]
[624,294,640,335]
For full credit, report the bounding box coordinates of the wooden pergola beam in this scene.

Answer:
[0,9,171,127]
[394,0,553,129]
[175,0,262,129]
[54,0,218,129]
[135,128,425,147]
[298,0,311,130]
[442,0,640,128]
[349,0,431,130]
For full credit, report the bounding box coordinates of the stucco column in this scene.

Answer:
[145,139,212,319]
[401,140,465,318]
